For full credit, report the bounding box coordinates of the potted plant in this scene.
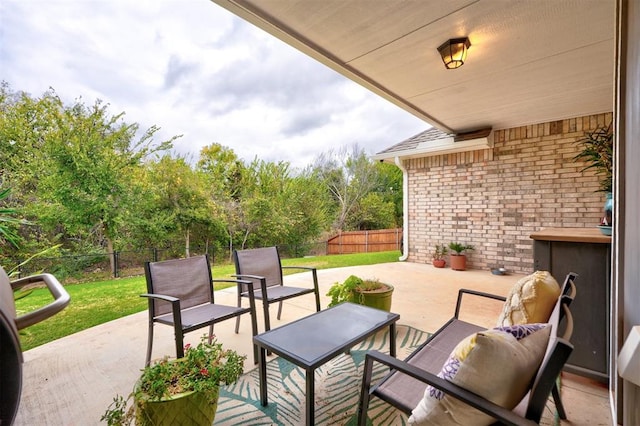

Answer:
[573,124,613,232]
[102,336,245,426]
[431,244,448,268]
[326,275,394,312]
[448,242,475,271]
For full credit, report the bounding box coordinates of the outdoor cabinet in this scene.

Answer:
[530,227,611,383]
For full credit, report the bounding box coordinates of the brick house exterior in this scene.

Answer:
[378,112,613,274]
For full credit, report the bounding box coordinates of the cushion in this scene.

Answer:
[496,271,560,326]
[409,323,551,426]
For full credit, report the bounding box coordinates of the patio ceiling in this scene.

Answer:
[212,0,615,135]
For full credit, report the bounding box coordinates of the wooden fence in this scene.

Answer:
[326,228,402,254]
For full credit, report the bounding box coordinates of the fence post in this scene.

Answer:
[113,251,119,278]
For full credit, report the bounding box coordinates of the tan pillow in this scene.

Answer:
[496,271,560,326]
[409,323,551,426]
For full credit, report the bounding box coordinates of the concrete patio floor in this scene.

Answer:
[13,262,613,425]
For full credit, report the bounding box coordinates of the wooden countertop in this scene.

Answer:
[530,227,612,244]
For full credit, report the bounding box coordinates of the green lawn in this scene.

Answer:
[14,251,400,351]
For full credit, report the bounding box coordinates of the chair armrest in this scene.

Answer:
[141,293,181,313]
[365,350,537,426]
[281,266,316,272]
[232,274,268,296]
[12,273,71,330]
[140,293,179,303]
[232,273,264,281]
[454,289,506,319]
[213,279,256,298]
[141,293,183,328]
[281,266,319,289]
[212,278,253,286]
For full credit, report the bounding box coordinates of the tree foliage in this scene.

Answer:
[0,82,402,269]
[312,144,396,232]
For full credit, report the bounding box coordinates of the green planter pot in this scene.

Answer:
[136,387,219,426]
[351,284,394,312]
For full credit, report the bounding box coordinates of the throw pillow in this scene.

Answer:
[409,323,551,426]
[496,270,560,326]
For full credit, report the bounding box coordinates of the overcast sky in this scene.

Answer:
[0,0,428,169]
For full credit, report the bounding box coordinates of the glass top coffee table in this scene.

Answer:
[253,302,400,425]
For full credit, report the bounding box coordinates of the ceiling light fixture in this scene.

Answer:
[437,37,471,69]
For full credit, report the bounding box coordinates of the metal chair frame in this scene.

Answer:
[142,254,258,366]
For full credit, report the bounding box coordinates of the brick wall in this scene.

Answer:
[405,112,613,273]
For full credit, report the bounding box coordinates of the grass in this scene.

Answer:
[14,251,400,351]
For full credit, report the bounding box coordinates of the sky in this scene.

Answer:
[0,0,428,170]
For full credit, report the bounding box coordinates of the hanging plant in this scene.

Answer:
[573,124,613,193]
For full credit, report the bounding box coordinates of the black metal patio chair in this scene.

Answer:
[142,254,258,366]
[358,272,577,425]
[233,246,321,333]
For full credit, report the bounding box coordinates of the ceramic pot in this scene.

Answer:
[352,284,394,312]
[449,254,467,271]
[603,192,613,227]
[432,259,446,268]
[136,387,219,426]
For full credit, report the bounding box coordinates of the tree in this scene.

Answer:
[0,187,24,249]
[345,192,396,230]
[197,143,244,200]
[197,144,246,259]
[141,155,221,258]
[312,145,380,231]
[373,162,403,227]
[33,94,175,269]
[0,84,60,255]
[235,159,330,252]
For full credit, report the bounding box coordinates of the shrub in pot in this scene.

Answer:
[431,244,448,268]
[326,275,394,312]
[448,242,475,271]
[102,336,245,426]
[573,124,614,232]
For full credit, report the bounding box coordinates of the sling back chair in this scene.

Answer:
[0,265,70,425]
[233,246,321,333]
[142,254,258,366]
[358,272,577,425]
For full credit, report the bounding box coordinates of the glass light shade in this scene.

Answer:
[437,37,471,69]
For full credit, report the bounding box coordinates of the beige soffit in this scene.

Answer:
[211,0,615,135]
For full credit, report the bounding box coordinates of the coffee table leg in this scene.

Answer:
[259,346,268,406]
[306,368,315,425]
[389,323,397,357]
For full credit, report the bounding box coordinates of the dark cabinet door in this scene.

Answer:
[534,239,610,382]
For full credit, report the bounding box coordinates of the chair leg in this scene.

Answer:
[357,354,375,426]
[249,312,259,365]
[263,301,271,332]
[314,290,321,312]
[552,381,567,420]
[235,293,242,333]
[277,300,283,320]
[145,322,155,367]
[208,324,214,344]
[175,326,185,359]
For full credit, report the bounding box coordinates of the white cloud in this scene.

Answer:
[0,0,428,169]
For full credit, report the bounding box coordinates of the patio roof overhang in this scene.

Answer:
[212,0,615,143]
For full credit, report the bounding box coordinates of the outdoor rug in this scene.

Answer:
[216,325,429,425]
[216,324,561,426]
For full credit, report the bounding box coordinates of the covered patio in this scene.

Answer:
[14,263,611,425]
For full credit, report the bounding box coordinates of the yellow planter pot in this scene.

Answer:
[136,387,219,426]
